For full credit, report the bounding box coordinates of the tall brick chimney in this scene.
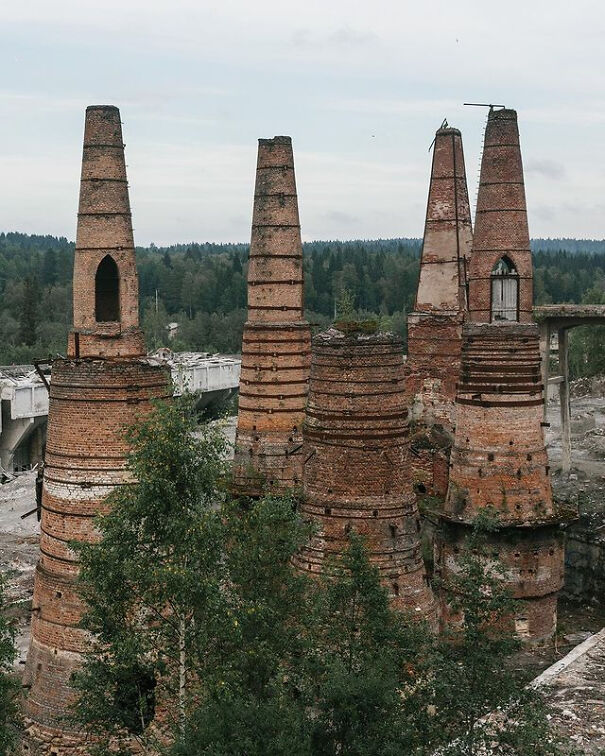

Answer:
[295,328,436,623]
[68,105,145,358]
[22,106,171,752]
[437,108,567,646]
[405,125,472,505]
[232,137,311,497]
[467,108,533,324]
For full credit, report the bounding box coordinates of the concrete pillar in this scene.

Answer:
[539,321,550,421]
[558,328,572,474]
[0,416,34,472]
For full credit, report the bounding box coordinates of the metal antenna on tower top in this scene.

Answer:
[463,102,505,110]
[428,118,450,152]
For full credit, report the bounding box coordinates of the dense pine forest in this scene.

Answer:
[1,231,604,377]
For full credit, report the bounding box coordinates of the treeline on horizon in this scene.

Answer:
[1,231,604,378]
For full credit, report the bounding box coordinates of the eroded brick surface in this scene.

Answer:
[232,137,311,496]
[295,329,436,623]
[406,126,472,432]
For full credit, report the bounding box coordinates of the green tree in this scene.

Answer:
[72,405,573,756]
[18,275,40,346]
[0,576,19,754]
[431,511,567,755]
[72,399,229,751]
[308,535,432,756]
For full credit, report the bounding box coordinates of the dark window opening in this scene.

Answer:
[491,256,519,322]
[95,255,120,322]
[114,663,157,735]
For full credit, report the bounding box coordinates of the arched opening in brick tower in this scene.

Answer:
[491,256,519,322]
[95,255,120,322]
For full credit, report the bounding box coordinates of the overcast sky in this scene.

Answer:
[1,0,604,245]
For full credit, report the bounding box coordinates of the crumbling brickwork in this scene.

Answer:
[232,137,311,497]
[295,329,436,622]
[406,126,472,432]
[21,106,171,753]
[438,109,566,646]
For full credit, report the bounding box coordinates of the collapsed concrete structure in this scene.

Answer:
[21,106,171,752]
[406,124,473,433]
[295,328,436,622]
[232,137,311,497]
[437,108,567,645]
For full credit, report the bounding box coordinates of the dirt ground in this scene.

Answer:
[1,393,603,675]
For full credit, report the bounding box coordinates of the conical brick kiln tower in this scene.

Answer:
[232,136,311,497]
[406,124,473,432]
[437,108,567,645]
[22,106,171,752]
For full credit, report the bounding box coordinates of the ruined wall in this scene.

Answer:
[21,106,171,754]
[232,137,311,497]
[295,329,436,622]
[406,126,472,432]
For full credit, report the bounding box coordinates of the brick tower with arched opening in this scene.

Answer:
[436,109,567,645]
[21,106,171,753]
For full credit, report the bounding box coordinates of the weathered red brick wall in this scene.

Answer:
[23,360,171,747]
[406,126,472,433]
[436,523,565,645]
[21,106,171,754]
[445,324,551,522]
[438,325,563,645]
[467,108,533,324]
[233,137,311,496]
[295,329,436,622]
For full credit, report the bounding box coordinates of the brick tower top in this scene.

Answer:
[414,125,472,312]
[247,136,304,324]
[467,108,533,324]
[69,105,145,358]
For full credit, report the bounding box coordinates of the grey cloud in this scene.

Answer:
[291,26,377,49]
[525,160,566,180]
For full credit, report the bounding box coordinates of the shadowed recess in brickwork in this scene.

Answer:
[467,108,533,324]
[295,328,436,624]
[22,106,171,754]
[233,137,311,497]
